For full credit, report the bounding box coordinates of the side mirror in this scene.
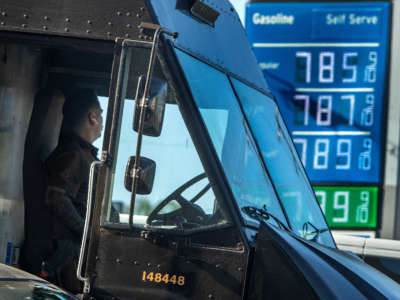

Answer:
[133,77,167,137]
[124,156,156,195]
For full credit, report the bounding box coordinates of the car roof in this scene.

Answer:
[0,263,45,281]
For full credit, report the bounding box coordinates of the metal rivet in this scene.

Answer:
[208,295,213,299]
[21,24,27,28]
[126,12,131,16]
[86,29,91,33]
[126,24,131,28]
[215,264,221,268]
[138,35,143,39]
[0,22,5,26]
[23,14,28,19]
[147,262,152,267]
[1,12,7,17]
[65,18,70,22]
[87,20,92,24]
[116,259,122,263]
[64,28,69,32]
[108,22,113,26]
[136,13,141,18]
[125,33,129,38]
[157,264,161,269]
[140,7,145,11]
[43,26,47,30]
[44,16,49,20]
[117,11,122,16]
[134,261,139,265]
[107,32,111,36]
[95,256,100,261]
[238,267,243,271]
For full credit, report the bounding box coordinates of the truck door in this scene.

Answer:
[80,37,249,300]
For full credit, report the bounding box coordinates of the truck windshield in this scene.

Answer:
[231,78,334,247]
[175,48,335,247]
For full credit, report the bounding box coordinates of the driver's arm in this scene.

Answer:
[46,186,85,236]
[45,151,85,237]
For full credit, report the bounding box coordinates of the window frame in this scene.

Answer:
[96,40,240,236]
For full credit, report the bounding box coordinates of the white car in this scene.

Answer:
[334,233,400,283]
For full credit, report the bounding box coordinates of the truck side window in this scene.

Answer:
[104,46,230,232]
[174,48,288,228]
[107,98,230,231]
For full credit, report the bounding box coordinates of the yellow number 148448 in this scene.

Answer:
[141,271,185,286]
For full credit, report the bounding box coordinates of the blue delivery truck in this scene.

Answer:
[0,0,399,299]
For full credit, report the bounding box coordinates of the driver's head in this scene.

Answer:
[62,88,103,143]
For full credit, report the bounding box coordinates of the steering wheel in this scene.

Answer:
[146,173,211,228]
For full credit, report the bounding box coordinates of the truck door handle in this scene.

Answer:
[77,160,104,294]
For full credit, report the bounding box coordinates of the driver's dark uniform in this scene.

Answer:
[44,133,102,293]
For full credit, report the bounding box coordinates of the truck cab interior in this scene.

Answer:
[0,37,114,270]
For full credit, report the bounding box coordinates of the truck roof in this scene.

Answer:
[0,0,271,94]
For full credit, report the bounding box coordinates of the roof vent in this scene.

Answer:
[176,0,220,27]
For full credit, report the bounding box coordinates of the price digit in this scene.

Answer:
[317,95,332,126]
[296,52,311,83]
[333,191,349,223]
[340,95,355,125]
[294,94,310,125]
[319,52,334,83]
[342,52,358,83]
[314,139,329,169]
[336,139,351,170]
[294,138,307,167]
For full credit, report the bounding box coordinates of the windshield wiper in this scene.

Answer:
[302,221,329,242]
[242,205,291,232]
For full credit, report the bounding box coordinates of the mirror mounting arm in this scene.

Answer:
[127,24,178,230]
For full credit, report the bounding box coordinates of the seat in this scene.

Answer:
[22,88,64,274]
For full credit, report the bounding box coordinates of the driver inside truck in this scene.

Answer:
[41,88,117,293]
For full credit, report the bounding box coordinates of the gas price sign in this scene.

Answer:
[246,2,389,183]
[246,2,390,228]
[314,186,378,228]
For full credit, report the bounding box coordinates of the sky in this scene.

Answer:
[230,0,247,24]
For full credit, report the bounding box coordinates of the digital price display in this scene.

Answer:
[246,2,389,184]
[245,2,390,228]
[314,186,378,228]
